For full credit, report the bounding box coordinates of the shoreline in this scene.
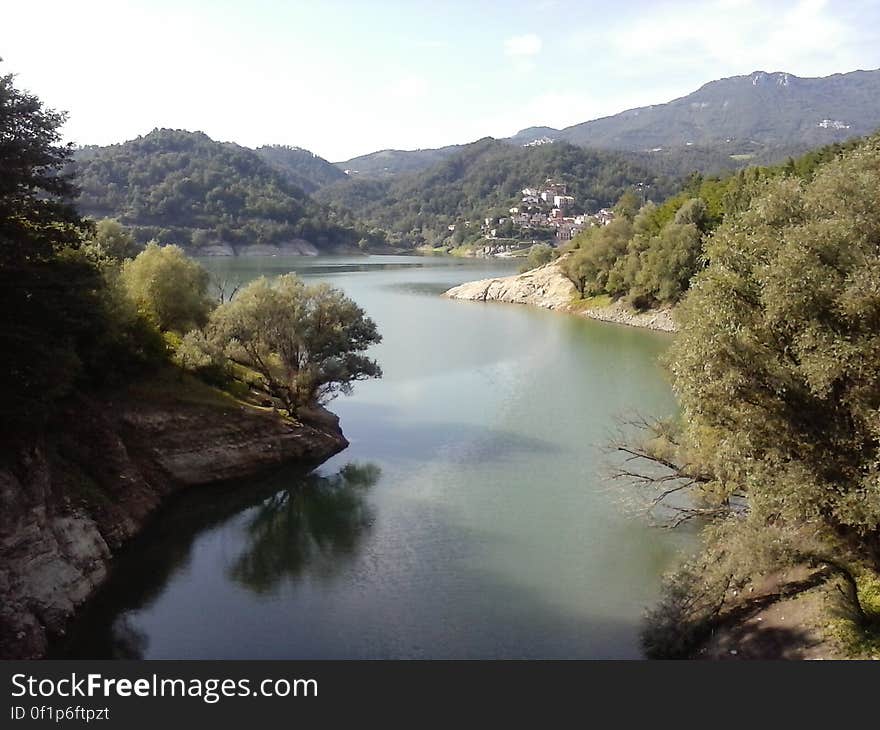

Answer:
[443,258,676,333]
[0,378,347,659]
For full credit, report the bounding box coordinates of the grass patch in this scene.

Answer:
[568,293,613,311]
[827,571,880,658]
[128,366,243,410]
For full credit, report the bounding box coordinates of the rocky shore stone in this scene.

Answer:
[444,258,676,333]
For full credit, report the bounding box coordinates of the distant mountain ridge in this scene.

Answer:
[333,144,465,177]
[334,68,880,179]
[552,69,880,152]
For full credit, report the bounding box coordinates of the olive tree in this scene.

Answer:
[635,138,880,654]
[209,274,381,415]
[120,242,212,332]
[83,218,140,262]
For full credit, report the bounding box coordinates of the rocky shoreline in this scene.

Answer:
[0,382,347,659]
[443,258,676,333]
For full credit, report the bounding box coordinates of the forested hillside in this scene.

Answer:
[629,131,880,657]
[256,144,347,193]
[561,138,863,310]
[321,138,678,247]
[74,129,373,253]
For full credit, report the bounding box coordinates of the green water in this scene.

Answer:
[58,255,693,659]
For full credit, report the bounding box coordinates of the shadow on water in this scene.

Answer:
[229,463,379,593]
[51,462,381,659]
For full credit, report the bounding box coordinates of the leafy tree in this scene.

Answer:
[0,68,102,427]
[562,218,633,296]
[0,70,87,266]
[612,188,642,221]
[82,218,140,262]
[209,274,382,415]
[120,243,212,333]
[633,221,703,305]
[519,243,555,273]
[637,135,880,655]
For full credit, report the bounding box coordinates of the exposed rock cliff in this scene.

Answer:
[0,381,347,659]
[443,258,676,333]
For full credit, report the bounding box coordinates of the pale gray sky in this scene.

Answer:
[3,0,878,160]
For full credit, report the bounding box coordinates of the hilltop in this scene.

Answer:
[74,129,375,254]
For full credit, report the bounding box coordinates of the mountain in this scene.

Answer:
[334,144,465,177]
[319,138,677,247]
[505,126,561,146]
[256,145,347,193]
[74,129,368,253]
[551,69,880,154]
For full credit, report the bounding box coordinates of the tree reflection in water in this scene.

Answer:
[229,462,381,592]
[52,461,380,658]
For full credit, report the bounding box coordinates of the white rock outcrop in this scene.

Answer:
[444,258,676,333]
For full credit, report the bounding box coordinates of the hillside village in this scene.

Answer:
[466,178,616,254]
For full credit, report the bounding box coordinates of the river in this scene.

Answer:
[56,255,693,659]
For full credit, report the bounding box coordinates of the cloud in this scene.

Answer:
[604,0,862,78]
[504,33,542,57]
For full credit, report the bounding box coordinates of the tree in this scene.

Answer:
[120,243,212,333]
[562,218,633,296]
[0,67,101,428]
[612,189,642,221]
[634,221,703,305]
[83,218,140,262]
[209,274,382,415]
[636,136,880,654]
[519,243,555,273]
[0,69,87,266]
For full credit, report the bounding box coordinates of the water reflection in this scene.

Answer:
[230,463,380,592]
[53,462,380,658]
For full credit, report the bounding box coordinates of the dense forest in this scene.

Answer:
[561,138,865,310]
[320,138,679,248]
[256,144,347,193]
[1,77,382,433]
[561,133,880,657]
[74,129,384,253]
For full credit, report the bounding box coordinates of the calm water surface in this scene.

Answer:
[58,255,693,659]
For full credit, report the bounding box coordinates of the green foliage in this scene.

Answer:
[612,189,642,221]
[81,218,140,262]
[564,138,866,309]
[643,134,880,656]
[173,330,229,384]
[320,139,676,247]
[0,70,163,430]
[669,139,880,537]
[0,71,88,266]
[256,145,347,194]
[75,129,370,252]
[519,243,556,273]
[209,275,382,415]
[120,243,213,333]
[562,218,634,296]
